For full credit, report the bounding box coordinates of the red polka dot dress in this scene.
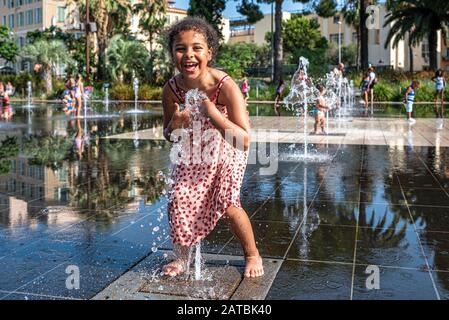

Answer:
[166,75,248,247]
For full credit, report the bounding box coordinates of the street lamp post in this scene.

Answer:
[271,2,274,82]
[338,19,342,64]
[86,0,90,83]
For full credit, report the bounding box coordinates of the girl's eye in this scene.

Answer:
[194,47,203,50]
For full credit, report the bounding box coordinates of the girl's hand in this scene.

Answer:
[168,102,190,131]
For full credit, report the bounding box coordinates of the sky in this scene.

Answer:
[174,0,307,20]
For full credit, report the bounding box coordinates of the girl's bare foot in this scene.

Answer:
[162,259,186,277]
[244,254,264,278]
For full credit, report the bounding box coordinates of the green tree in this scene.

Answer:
[314,0,337,17]
[384,0,449,71]
[341,0,360,69]
[0,25,19,63]
[282,16,327,54]
[21,40,75,95]
[216,43,271,78]
[188,0,226,38]
[26,26,95,76]
[106,35,150,83]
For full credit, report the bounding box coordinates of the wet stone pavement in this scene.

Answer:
[1,103,449,299]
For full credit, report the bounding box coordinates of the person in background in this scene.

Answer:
[432,69,445,128]
[274,79,285,116]
[241,77,249,106]
[367,67,377,109]
[404,80,420,124]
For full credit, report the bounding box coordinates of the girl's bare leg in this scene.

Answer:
[226,206,264,278]
[436,93,440,118]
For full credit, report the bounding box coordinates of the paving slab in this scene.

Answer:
[93,250,282,300]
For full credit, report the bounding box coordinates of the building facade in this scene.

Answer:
[311,5,441,71]
[0,0,80,71]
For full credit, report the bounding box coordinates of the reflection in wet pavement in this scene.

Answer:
[1,103,449,299]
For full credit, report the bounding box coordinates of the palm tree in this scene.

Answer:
[21,40,74,95]
[68,0,132,80]
[132,0,167,56]
[106,35,150,83]
[384,0,449,71]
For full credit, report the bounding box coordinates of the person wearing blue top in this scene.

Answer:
[404,81,420,124]
[432,69,445,121]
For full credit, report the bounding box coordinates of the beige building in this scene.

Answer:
[0,0,79,48]
[229,12,290,45]
[311,5,441,71]
[0,0,81,71]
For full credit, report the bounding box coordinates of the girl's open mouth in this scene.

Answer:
[184,62,199,73]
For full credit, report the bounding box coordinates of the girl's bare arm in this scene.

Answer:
[203,79,250,151]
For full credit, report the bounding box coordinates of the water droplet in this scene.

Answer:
[151,247,158,253]
[153,226,160,232]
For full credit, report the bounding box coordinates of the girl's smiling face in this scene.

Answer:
[172,30,212,80]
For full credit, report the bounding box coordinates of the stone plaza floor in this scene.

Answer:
[1,103,449,300]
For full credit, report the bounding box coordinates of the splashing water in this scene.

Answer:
[283,57,319,159]
[194,241,202,280]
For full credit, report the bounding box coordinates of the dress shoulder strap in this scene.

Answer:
[168,77,184,103]
[211,74,230,104]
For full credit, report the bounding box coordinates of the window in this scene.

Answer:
[2,16,6,26]
[57,7,65,23]
[8,14,14,28]
[333,16,341,24]
[329,33,343,44]
[369,29,380,45]
[35,7,42,23]
[422,39,429,63]
[18,12,24,26]
[26,9,33,24]
[352,32,358,44]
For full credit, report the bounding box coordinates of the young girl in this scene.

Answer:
[74,74,84,117]
[404,81,420,124]
[432,69,445,119]
[313,85,329,134]
[162,17,264,278]
[360,72,370,110]
[241,77,249,106]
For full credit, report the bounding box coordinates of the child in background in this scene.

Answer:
[314,84,329,134]
[274,79,285,116]
[360,72,370,110]
[62,90,76,116]
[241,77,249,106]
[404,81,420,124]
[432,69,445,128]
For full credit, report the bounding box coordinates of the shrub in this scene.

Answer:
[110,83,134,100]
[139,85,162,100]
